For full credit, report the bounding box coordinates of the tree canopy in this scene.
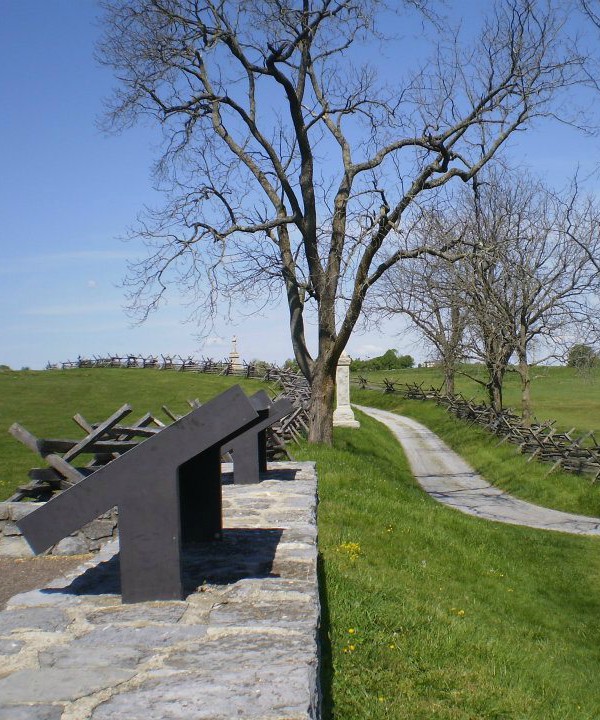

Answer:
[99,0,590,441]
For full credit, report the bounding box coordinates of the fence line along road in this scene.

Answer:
[353,377,600,483]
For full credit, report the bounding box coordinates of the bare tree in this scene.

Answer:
[99,0,586,442]
[377,170,600,419]
[369,212,469,395]
[459,171,600,420]
[506,182,600,422]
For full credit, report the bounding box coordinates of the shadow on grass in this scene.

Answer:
[318,551,334,720]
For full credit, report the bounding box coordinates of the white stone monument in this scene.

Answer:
[333,351,360,428]
[229,335,244,372]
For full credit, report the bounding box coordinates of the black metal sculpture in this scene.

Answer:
[17,385,262,603]
[225,391,294,484]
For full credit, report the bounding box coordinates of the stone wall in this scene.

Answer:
[0,462,321,719]
[0,503,118,557]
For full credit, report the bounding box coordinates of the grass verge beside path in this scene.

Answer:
[352,388,600,519]
[296,413,600,720]
[0,368,266,500]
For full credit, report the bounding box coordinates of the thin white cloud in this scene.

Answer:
[350,343,384,358]
[0,250,133,275]
[20,301,121,317]
[205,336,227,347]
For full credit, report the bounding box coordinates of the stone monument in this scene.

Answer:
[229,335,244,373]
[333,351,360,428]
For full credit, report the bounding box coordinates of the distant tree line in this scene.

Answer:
[567,344,599,369]
[351,350,414,372]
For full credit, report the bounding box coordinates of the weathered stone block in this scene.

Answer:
[2,521,21,537]
[0,536,34,558]
[0,705,63,720]
[0,667,134,704]
[9,503,40,522]
[0,607,69,634]
[52,536,90,556]
[83,519,117,541]
[0,638,23,655]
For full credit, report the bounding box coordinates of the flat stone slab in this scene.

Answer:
[0,706,63,720]
[356,406,600,536]
[0,462,320,719]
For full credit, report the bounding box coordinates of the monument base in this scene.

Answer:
[333,407,360,428]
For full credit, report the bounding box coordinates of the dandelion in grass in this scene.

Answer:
[451,608,466,617]
[337,541,361,561]
[348,628,356,635]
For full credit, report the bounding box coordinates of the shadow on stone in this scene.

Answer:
[261,468,299,483]
[40,528,283,600]
[221,468,299,485]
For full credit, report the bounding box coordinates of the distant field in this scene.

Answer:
[0,368,266,500]
[352,365,600,435]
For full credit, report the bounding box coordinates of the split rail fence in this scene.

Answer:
[353,377,600,482]
[47,354,261,377]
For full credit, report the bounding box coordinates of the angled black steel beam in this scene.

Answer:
[225,391,294,484]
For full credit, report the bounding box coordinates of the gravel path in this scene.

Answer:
[355,405,600,536]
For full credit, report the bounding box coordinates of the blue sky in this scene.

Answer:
[1,1,598,370]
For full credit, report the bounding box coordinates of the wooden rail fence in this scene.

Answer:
[352,377,600,482]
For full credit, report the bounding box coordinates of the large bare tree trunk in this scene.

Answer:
[308,363,336,445]
[301,292,340,445]
[443,363,455,395]
[486,364,505,413]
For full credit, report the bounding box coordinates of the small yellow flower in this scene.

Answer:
[457,609,465,617]
[348,628,356,635]
[337,541,361,561]
[389,643,396,649]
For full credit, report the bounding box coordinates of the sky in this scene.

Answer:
[1,0,599,370]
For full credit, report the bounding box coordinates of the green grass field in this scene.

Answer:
[296,417,600,720]
[353,365,600,435]
[1,367,600,718]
